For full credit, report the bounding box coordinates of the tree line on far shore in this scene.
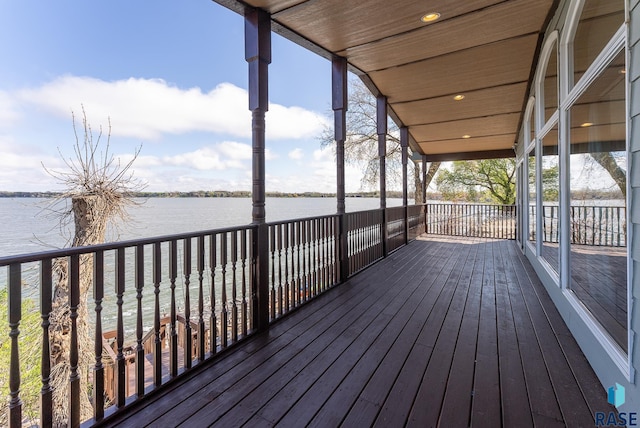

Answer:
[0,190,409,199]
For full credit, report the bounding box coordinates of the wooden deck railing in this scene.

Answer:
[386,206,406,254]
[427,202,626,246]
[425,203,517,240]
[408,203,427,240]
[346,209,384,275]
[0,204,427,427]
[267,215,339,320]
[1,224,256,427]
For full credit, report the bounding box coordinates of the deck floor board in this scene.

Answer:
[99,235,615,428]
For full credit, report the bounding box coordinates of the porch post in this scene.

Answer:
[333,56,349,282]
[421,154,427,203]
[377,96,388,257]
[421,155,428,234]
[401,126,409,245]
[245,7,271,332]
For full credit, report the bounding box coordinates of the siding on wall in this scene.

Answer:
[630,0,640,391]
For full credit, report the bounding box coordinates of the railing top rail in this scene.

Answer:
[346,207,384,216]
[386,205,406,212]
[0,223,257,266]
[425,202,516,207]
[265,212,339,227]
[565,204,626,209]
[0,204,428,266]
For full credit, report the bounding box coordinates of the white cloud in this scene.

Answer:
[116,141,257,173]
[216,140,277,161]
[267,104,326,139]
[288,148,304,160]
[0,139,60,170]
[0,91,20,128]
[309,146,367,192]
[217,141,251,160]
[18,75,328,141]
[162,147,228,170]
[0,138,66,191]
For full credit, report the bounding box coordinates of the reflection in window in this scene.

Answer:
[541,126,559,273]
[569,49,627,351]
[528,148,536,245]
[544,43,558,124]
[530,106,536,144]
[572,0,624,86]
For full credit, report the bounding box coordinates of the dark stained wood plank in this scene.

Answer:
[508,241,615,417]
[371,237,480,427]
[277,239,463,427]
[499,242,566,426]
[492,241,533,427]
[469,240,502,426]
[504,241,595,426]
[436,237,485,427]
[339,238,472,427]
[405,238,482,426]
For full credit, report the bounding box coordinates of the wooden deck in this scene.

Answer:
[97,235,615,427]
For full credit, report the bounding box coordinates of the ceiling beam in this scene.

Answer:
[425,149,516,162]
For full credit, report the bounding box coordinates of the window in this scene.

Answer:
[536,36,559,274]
[568,48,627,352]
[544,44,558,124]
[571,0,624,87]
[526,97,537,248]
[528,148,537,246]
[541,125,559,273]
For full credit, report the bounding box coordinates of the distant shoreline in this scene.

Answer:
[0,190,406,199]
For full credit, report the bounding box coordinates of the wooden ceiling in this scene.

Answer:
[214,0,559,160]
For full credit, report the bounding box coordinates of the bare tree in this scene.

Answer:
[42,108,144,425]
[320,78,439,199]
[415,161,441,204]
[590,151,626,198]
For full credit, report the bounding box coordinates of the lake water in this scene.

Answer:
[0,197,407,258]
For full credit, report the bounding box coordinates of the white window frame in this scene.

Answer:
[535,32,560,281]
[524,96,537,255]
[558,0,631,379]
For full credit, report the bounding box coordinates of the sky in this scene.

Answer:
[0,0,370,193]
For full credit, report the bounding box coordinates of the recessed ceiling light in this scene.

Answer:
[453,94,465,101]
[580,122,593,127]
[462,134,471,139]
[421,12,441,23]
